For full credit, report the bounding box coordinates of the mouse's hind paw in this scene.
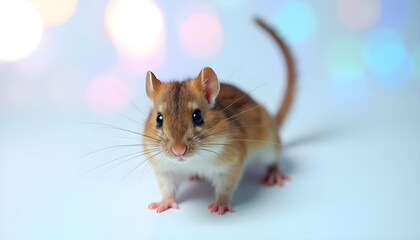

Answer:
[260,165,291,187]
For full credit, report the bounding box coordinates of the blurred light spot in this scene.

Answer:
[327,37,365,78]
[275,1,316,43]
[105,0,165,59]
[378,0,411,27]
[179,13,223,58]
[29,0,78,26]
[16,30,55,75]
[413,47,420,81]
[0,1,43,62]
[85,74,130,113]
[363,28,408,87]
[328,37,368,103]
[337,0,381,30]
[119,48,165,74]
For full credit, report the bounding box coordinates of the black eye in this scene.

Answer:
[156,112,163,128]
[192,109,203,125]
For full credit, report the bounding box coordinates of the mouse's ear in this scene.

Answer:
[146,71,162,101]
[194,67,220,107]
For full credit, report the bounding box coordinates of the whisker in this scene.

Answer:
[139,150,162,173]
[105,107,144,125]
[107,88,168,141]
[199,148,233,162]
[80,143,159,158]
[104,108,163,140]
[160,126,169,139]
[223,66,240,85]
[202,135,281,146]
[123,152,162,179]
[82,148,159,176]
[232,139,281,146]
[102,149,160,175]
[200,124,274,140]
[198,104,262,138]
[199,133,241,140]
[199,83,267,133]
[110,87,147,118]
[109,136,142,141]
[84,122,162,142]
[196,151,214,162]
[201,143,235,147]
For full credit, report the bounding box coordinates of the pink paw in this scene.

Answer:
[188,175,200,181]
[208,202,234,215]
[260,169,291,187]
[148,201,179,213]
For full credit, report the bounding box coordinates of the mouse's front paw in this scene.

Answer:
[208,202,234,215]
[148,201,179,213]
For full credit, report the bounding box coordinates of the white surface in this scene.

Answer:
[1,81,419,240]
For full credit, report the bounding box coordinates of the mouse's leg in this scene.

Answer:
[257,138,290,187]
[208,168,242,215]
[260,164,291,187]
[148,171,180,213]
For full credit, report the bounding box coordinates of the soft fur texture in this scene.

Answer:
[143,18,295,215]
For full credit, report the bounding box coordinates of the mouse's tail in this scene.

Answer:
[255,18,296,130]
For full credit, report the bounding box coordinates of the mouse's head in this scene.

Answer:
[144,67,224,162]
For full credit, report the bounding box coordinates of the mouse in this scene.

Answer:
[142,18,295,215]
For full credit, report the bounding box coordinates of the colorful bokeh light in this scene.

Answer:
[0,0,43,62]
[118,49,165,74]
[16,30,55,75]
[337,0,381,30]
[179,13,223,58]
[85,74,130,113]
[327,37,365,79]
[105,0,165,59]
[29,0,78,26]
[363,28,407,82]
[275,0,316,43]
[328,37,368,103]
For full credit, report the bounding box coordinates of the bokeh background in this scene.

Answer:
[0,0,419,239]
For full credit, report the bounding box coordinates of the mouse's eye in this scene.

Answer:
[156,112,163,128]
[192,109,203,126]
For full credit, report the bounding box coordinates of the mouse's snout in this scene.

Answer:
[171,142,187,157]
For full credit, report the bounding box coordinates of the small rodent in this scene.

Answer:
[143,18,295,215]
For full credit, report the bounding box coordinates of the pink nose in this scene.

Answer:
[171,144,187,157]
